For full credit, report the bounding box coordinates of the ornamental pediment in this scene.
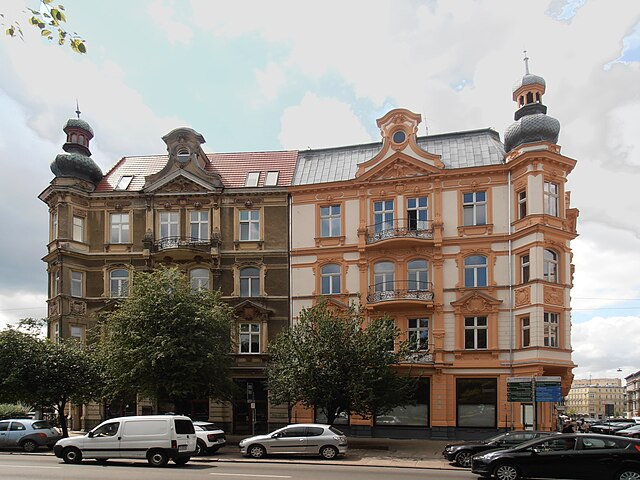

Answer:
[144,169,222,194]
[451,291,502,314]
[358,155,441,183]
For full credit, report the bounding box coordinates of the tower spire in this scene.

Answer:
[75,99,81,119]
[523,50,530,75]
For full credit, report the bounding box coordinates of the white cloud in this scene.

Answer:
[278,93,373,149]
[252,62,287,107]
[0,291,48,330]
[148,0,193,45]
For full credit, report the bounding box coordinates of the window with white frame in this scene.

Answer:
[115,175,133,190]
[463,191,486,226]
[464,316,488,349]
[544,312,559,347]
[407,259,429,290]
[240,267,260,297]
[464,255,488,287]
[239,210,260,241]
[73,216,85,242]
[52,211,58,240]
[521,254,530,283]
[53,322,59,342]
[110,213,130,243]
[374,261,395,293]
[373,200,394,233]
[408,318,429,351]
[160,211,179,239]
[521,317,531,347]
[190,211,209,241]
[264,171,279,186]
[190,268,210,291]
[110,269,129,298]
[407,197,428,230]
[544,181,559,216]
[239,323,260,353]
[517,190,527,219]
[71,271,83,297]
[70,325,84,344]
[245,172,260,187]
[320,205,341,237]
[320,264,340,295]
[543,249,558,283]
[52,270,60,296]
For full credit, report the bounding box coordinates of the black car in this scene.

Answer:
[591,421,636,434]
[443,430,556,467]
[471,433,640,480]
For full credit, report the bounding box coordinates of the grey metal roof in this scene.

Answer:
[293,129,506,186]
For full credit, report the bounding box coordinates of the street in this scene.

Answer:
[0,453,476,480]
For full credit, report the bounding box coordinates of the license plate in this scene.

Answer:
[178,445,188,451]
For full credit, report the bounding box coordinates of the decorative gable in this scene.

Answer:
[451,291,502,314]
[143,169,222,194]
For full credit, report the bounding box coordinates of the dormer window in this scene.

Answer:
[176,147,190,164]
[245,172,260,187]
[264,171,279,186]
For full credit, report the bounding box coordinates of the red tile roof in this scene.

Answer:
[95,150,298,193]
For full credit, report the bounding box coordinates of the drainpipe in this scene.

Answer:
[508,170,514,430]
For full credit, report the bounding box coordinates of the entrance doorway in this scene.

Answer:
[233,379,268,434]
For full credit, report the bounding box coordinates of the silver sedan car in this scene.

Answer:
[239,423,348,459]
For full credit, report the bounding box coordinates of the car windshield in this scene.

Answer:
[484,433,508,443]
[32,421,54,430]
[197,423,220,431]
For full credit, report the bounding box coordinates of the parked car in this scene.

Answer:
[0,419,61,452]
[239,423,348,459]
[442,430,556,467]
[193,421,226,455]
[471,433,640,480]
[53,415,196,467]
[591,421,636,434]
[617,424,640,439]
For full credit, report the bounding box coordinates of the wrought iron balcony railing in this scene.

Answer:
[366,218,433,244]
[152,236,216,253]
[367,280,434,303]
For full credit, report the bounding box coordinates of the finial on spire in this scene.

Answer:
[75,99,81,119]
[523,50,530,75]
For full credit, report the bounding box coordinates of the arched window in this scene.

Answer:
[320,264,340,295]
[71,133,78,144]
[110,269,129,297]
[177,147,190,163]
[407,259,429,290]
[240,267,260,297]
[374,261,395,292]
[190,268,209,291]
[526,92,534,104]
[464,255,487,288]
[543,249,558,283]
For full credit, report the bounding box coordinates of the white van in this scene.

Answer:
[53,415,196,467]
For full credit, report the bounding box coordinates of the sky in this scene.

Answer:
[1,0,639,382]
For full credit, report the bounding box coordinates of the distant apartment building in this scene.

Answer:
[40,62,578,437]
[565,378,625,418]
[626,370,640,418]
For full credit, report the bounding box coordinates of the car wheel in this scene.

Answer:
[62,447,83,464]
[195,440,207,456]
[493,463,520,480]
[454,450,473,467]
[147,449,169,467]
[21,439,38,453]
[248,444,266,459]
[173,456,190,466]
[617,470,640,480]
[320,445,339,460]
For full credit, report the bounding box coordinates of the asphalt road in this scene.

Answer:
[0,454,477,480]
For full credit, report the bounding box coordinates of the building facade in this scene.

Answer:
[40,65,578,437]
[626,371,640,418]
[565,378,625,418]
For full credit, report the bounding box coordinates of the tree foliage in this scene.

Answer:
[0,321,103,437]
[267,300,417,425]
[96,266,236,410]
[2,0,86,53]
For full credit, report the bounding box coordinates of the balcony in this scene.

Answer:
[366,218,433,246]
[367,281,434,307]
[152,236,219,254]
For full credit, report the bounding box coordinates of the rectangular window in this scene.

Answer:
[71,271,83,297]
[245,172,260,187]
[457,378,497,427]
[518,190,527,219]
[373,200,394,233]
[53,322,59,342]
[521,317,531,347]
[544,181,559,216]
[70,325,84,344]
[190,211,209,241]
[544,312,559,347]
[73,216,84,242]
[159,211,179,239]
[407,197,428,230]
[239,210,260,241]
[52,211,58,240]
[408,318,429,351]
[264,171,279,186]
[240,268,260,297]
[464,316,488,349]
[521,254,530,283]
[320,205,341,237]
[463,191,486,226]
[52,270,60,296]
[375,379,429,427]
[109,213,130,243]
[115,175,133,190]
[239,323,260,353]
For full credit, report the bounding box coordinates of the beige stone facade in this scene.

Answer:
[565,378,626,418]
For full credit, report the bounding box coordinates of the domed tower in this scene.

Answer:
[504,53,560,153]
[50,115,103,184]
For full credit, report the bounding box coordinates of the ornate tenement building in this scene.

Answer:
[626,371,640,418]
[40,63,578,437]
[565,379,625,418]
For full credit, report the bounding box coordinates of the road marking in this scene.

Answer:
[0,464,61,469]
[210,474,292,478]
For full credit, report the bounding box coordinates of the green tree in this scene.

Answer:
[267,300,416,425]
[0,323,103,437]
[2,0,86,53]
[97,266,236,412]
